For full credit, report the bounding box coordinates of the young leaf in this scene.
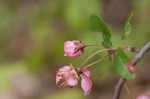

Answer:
[89,15,112,48]
[114,48,135,79]
[122,13,133,40]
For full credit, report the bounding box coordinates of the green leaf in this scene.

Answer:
[114,48,135,79]
[122,13,133,39]
[89,15,112,48]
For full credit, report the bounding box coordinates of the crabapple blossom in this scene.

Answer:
[137,94,150,99]
[56,66,92,96]
[80,68,92,96]
[64,40,84,58]
[56,66,79,88]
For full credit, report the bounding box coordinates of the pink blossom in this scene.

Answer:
[56,66,79,88]
[64,40,84,58]
[81,68,92,96]
[137,94,150,99]
[56,67,93,96]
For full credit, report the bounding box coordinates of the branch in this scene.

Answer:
[113,41,150,99]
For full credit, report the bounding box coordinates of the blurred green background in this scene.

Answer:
[0,0,150,99]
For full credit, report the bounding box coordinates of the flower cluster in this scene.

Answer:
[56,66,92,96]
[56,40,93,96]
[56,66,79,88]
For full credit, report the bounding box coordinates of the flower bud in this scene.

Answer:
[126,61,135,73]
[64,40,84,58]
[80,68,92,96]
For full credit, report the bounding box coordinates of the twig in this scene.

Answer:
[123,47,140,53]
[112,41,150,99]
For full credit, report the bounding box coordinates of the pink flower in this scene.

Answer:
[56,66,92,96]
[137,94,150,99]
[56,66,79,88]
[64,40,84,58]
[80,68,92,96]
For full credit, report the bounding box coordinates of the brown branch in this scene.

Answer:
[112,41,150,99]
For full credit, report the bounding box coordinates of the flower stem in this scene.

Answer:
[80,49,112,68]
[84,44,108,49]
[83,54,110,69]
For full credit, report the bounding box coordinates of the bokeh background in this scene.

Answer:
[0,0,150,99]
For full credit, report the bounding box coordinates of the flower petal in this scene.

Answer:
[56,75,62,84]
[82,68,91,78]
[81,76,92,96]
[67,78,78,87]
[59,66,72,72]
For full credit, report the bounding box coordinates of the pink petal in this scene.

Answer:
[59,66,72,72]
[82,68,91,78]
[81,76,92,96]
[137,94,150,99]
[56,75,62,84]
[67,78,78,87]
